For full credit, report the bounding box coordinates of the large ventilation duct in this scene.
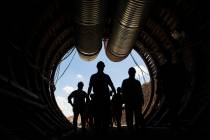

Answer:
[106,0,149,62]
[74,0,104,61]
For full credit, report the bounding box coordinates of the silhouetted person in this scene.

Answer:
[121,67,144,130]
[108,90,114,128]
[111,87,123,129]
[86,93,95,128]
[158,50,189,133]
[68,82,88,132]
[88,61,116,131]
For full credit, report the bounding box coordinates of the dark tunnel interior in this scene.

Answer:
[1,0,210,139]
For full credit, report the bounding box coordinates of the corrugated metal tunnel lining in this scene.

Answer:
[1,0,210,139]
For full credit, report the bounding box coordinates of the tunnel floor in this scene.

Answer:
[56,126,191,139]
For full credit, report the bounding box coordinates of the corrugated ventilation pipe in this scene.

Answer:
[106,0,147,62]
[74,0,104,61]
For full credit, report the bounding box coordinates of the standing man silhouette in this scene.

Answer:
[111,87,123,129]
[158,49,189,133]
[121,67,144,130]
[88,61,116,131]
[68,81,88,132]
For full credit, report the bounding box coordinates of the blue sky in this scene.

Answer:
[54,43,150,117]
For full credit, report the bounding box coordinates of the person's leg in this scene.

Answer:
[80,110,86,131]
[94,104,102,130]
[116,110,122,129]
[125,105,133,130]
[169,103,180,132]
[73,112,79,132]
[102,105,110,130]
[134,108,141,129]
[140,113,145,128]
[113,112,117,127]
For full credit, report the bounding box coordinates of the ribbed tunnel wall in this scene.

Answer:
[1,0,210,139]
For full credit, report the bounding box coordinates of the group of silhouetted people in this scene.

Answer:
[68,61,145,133]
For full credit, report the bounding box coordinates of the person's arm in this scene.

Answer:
[68,92,74,106]
[121,80,126,103]
[85,91,90,103]
[138,81,144,105]
[108,75,116,95]
[87,76,93,96]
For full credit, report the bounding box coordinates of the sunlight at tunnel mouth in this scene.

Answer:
[53,43,153,126]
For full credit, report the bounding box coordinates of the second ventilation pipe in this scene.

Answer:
[106,0,148,62]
